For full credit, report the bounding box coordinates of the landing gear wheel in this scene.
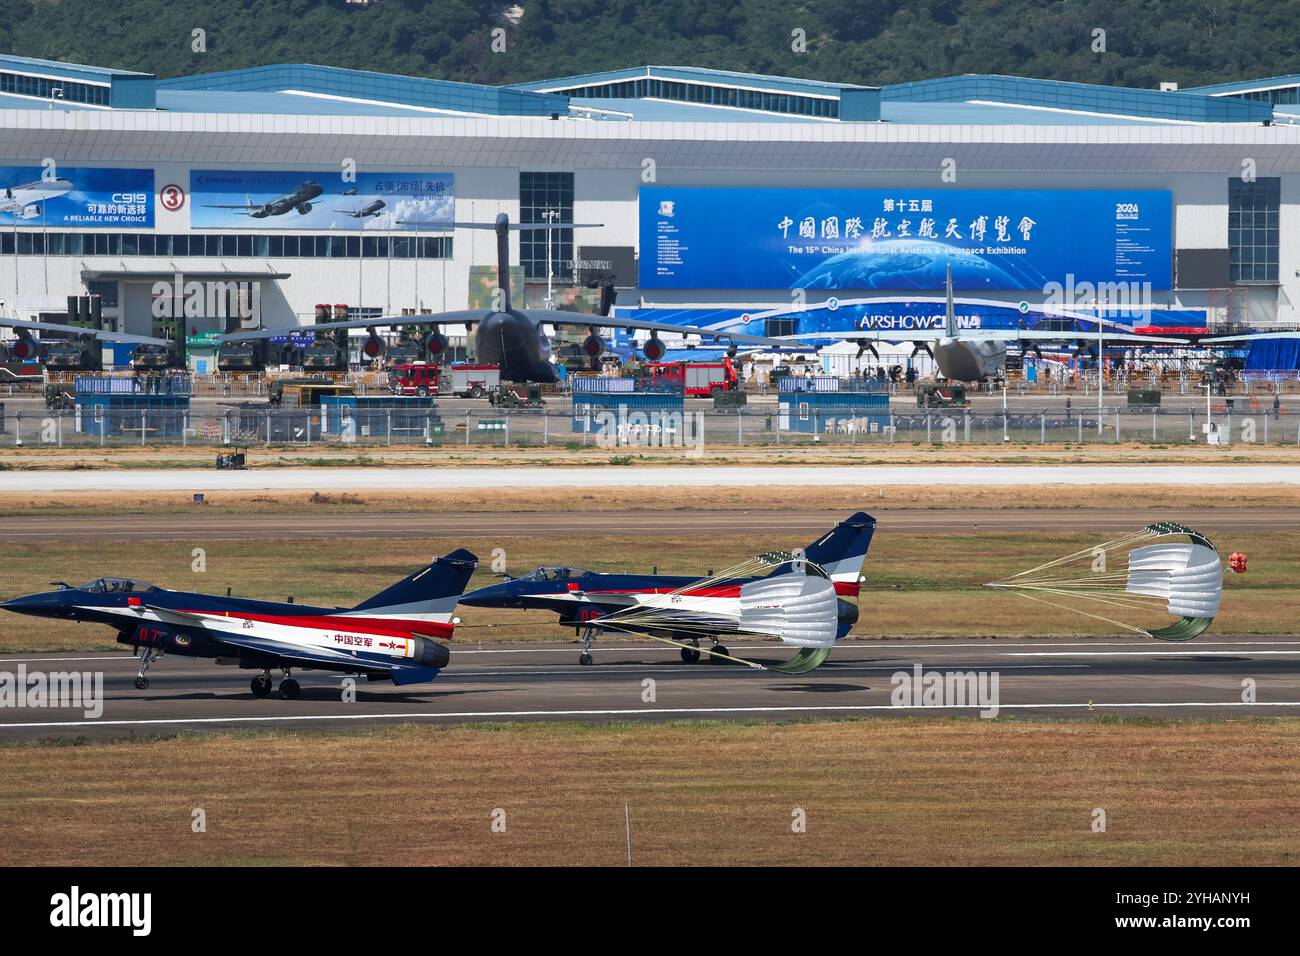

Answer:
[250,675,273,698]
[134,676,150,690]
[680,647,701,664]
[711,645,729,663]
[579,653,593,666]
[279,678,301,700]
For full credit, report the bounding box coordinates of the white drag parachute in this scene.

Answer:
[587,550,841,666]
[988,523,1223,641]
[738,574,839,648]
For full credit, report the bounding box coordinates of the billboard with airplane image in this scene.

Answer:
[190,170,454,231]
[640,187,1173,291]
[0,165,154,227]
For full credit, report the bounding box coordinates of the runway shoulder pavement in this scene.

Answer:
[2,464,1299,493]
[1,635,1296,740]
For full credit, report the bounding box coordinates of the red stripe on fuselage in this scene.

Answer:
[180,609,453,639]
[582,586,743,598]
[834,582,860,597]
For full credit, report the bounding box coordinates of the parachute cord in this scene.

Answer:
[990,583,1170,613]
[992,530,1155,583]
[991,587,1151,636]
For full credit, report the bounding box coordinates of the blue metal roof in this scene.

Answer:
[158,64,566,116]
[513,65,871,96]
[155,89,452,117]
[880,74,1273,123]
[0,54,1284,126]
[1186,74,1300,95]
[0,53,149,82]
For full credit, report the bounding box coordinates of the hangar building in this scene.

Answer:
[2,54,1299,363]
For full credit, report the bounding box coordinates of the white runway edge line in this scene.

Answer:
[3,464,1300,493]
[3,700,1300,730]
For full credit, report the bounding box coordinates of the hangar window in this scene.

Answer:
[1228,177,1279,284]
[520,171,574,282]
[1,231,450,260]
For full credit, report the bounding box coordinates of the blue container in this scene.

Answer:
[779,391,890,434]
[572,390,685,433]
[77,394,191,438]
[320,395,439,437]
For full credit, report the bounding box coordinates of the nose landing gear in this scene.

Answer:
[133,647,162,690]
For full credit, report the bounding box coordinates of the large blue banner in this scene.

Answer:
[0,166,154,227]
[640,187,1172,291]
[191,170,453,231]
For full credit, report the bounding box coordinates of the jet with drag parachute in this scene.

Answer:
[219,212,792,382]
[460,513,875,673]
[1,550,478,698]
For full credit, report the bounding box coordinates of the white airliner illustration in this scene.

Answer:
[0,177,73,220]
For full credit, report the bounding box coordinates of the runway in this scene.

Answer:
[1,507,1296,541]
[1,463,1299,493]
[1,635,1296,740]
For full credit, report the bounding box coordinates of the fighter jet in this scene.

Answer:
[1,549,477,698]
[219,212,793,382]
[0,177,73,220]
[340,199,386,218]
[460,513,875,673]
[202,180,325,218]
[791,264,1188,383]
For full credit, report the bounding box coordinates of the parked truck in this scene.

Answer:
[640,357,739,397]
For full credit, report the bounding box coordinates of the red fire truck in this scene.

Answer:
[388,362,501,398]
[388,362,441,396]
[640,357,739,397]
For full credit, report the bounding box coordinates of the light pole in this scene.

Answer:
[1096,308,1105,437]
[542,208,559,308]
[1002,384,1009,442]
[1203,382,1213,442]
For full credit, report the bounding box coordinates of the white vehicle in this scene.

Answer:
[449,363,500,398]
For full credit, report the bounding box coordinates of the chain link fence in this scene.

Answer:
[3,402,1298,450]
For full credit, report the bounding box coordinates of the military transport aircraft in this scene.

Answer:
[1,549,478,698]
[202,180,325,218]
[0,313,170,369]
[791,264,1188,383]
[219,212,791,382]
[460,513,875,673]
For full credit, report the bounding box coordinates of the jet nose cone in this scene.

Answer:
[1,592,58,615]
[459,584,507,607]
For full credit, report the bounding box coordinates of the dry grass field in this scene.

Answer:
[0,719,1294,866]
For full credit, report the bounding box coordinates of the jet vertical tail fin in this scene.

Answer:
[345,549,478,622]
[802,512,876,595]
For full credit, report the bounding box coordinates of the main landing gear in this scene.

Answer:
[679,637,729,664]
[134,647,161,689]
[250,669,300,699]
